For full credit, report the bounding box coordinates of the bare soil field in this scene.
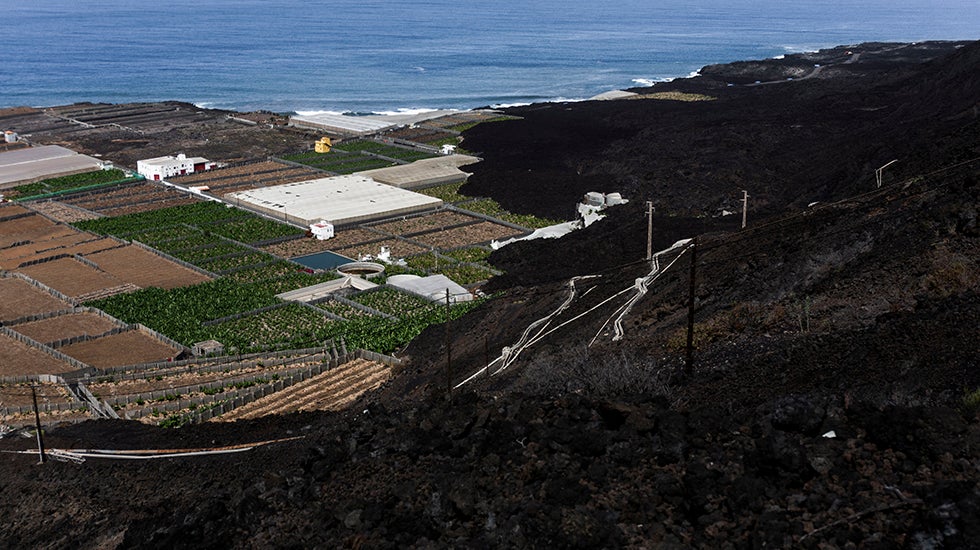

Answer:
[0,382,68,408]
[100,196,199,217]
[261,228,384,258]
[369,210,477,235]
[24,200,102,223]
[11,312,121,344]
[0,203,33,217]
[0,232,91,269]
[59,330,182,368]
[85,245,210,289]
[0,278,73,322]
[408,221,523,249]
[0,213,64,248]
[335,238,428,259]
[19,257,125,299]
[213,358,389,421]
[0,333,76,376]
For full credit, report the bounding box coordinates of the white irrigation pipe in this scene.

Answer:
[590,241,691,345]
[455,240,692,390]
[4,436,304,462]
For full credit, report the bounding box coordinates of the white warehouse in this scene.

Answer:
[137,153,216,181]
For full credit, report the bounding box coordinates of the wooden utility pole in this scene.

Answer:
[445,289,452,400]
[31,384,46,464]
[741,190,749,229]
[685,237,698,375]
[646,201,654,260]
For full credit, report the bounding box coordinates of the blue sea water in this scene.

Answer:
[1,0,977,114]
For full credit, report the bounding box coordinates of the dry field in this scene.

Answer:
[0,213,66,248]
[0,231,92,269]
[0,333,76,376]
[19,257,125,300]
[20,200,102,223]
[0,383,68,409]
[408,221,523,249]
[58,330,182,368]
[260,228,383,258]
[335,238,429,259]
[213,358,389,421]
[11,312,120,344]
[85,245,210,289]
[0,278,73,322]
[369,211,476,236]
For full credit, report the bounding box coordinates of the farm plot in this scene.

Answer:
[408,221,524,249]
[19,257,126,300]
[314,298,377,320]
[87,278,281,347]
[58,330,182,368]
[203,303,339,353]
[0,213,65,248]
[24,200,102,224]
[0,278,74,322]
[74,201,251,237]
[213,358,390,421]
[11,312,121,344]
[349,288,431,318]
[8,169,138,200]
[334,238,429,260]
[204,216,305,244]
[382,126,457,145]
[0,333,77,376]
[84,245,211,289]
[369,210,476,235]
[0,232,92,269]
[0,383,68,409]
[99,195,199,217]
[333,140,438,162]
[170,160,290,185]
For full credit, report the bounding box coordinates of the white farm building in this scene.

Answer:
[226,174,443,227]
[137,153,216,181]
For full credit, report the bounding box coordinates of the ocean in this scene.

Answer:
[1,0,977,114]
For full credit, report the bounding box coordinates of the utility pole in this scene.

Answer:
[646,201,654,260]
[445,289,452,400]
[31,384,46,464]
[741,190,749,229]
[685,237,698,375]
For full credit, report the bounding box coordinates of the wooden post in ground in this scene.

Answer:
[685,237,698,375]
[31,384,46,464]
[445,289,452,400]
[646,201,654,260]
[741,190,749,229]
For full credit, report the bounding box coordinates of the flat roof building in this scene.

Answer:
[0,145,103,189]
[226,174,443,227]
[137,153,216,181]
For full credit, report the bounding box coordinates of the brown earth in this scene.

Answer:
[0,40,978,549]
[18,257,125,299]
[84,245,211,289]
[0,278,73,322]
[58,330,182,369]
[10,312,120,344]
[0,333,75,376]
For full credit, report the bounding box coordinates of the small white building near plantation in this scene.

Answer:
[137,153,216,181]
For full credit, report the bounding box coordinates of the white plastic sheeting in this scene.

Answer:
[386,274,473,303]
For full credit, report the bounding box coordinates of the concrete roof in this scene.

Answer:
[289,110,460,136]
[226,174,443,226]
[357,154,481,189]
[0,145,103,189]
[276,276,378,302]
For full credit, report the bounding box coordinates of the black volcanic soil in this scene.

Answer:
[2,41,979,549]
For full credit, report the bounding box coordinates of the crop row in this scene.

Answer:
[12,169,132,198]
[350,288,432,318]
[202,252,276,273]
[204,216,305,244]
[203,303,338,353]
[314,299,375,320]
[416,182,469,203]
[74,200,248,235]
[171,242,250,264]
[443,246,492,264]
[153,232,226,253]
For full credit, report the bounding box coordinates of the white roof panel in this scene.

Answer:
[227,174,443,226]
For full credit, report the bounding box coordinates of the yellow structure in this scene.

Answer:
[314,137,332,154]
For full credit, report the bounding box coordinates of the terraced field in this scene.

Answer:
[212,358,389,421]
